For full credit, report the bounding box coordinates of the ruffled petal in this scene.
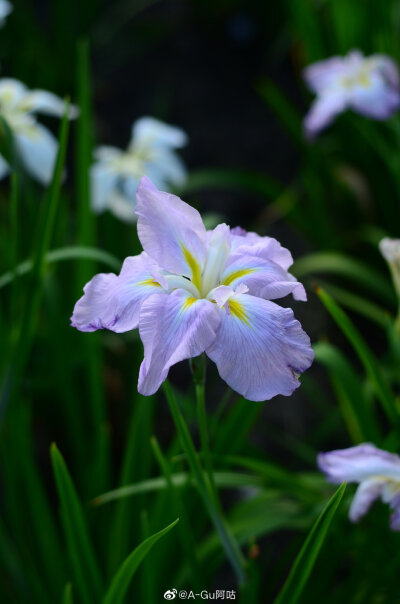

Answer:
[317,444,400,484]
[71,253,165,333]
[138,290,220,396]
[135,177,207,286]
[220,253,306,301]
[230,228,294,270]
[206,293,314,401]
[348,478,385,522]
[15,123,58,185]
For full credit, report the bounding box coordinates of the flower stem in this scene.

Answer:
[163,379,247,584]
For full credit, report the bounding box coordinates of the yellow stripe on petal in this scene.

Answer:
[136,278,162,288]
[181,244,202,291]
[221,268,257,286]
[229,299,250,325]
[179,296,197,317]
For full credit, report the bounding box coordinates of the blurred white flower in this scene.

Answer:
[90,117,188,223]
[0,78,78,184]
[303,50,400,138]
[380,237,400,330]
[0,0,12,27]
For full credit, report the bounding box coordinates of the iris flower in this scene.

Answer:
[0,0,12,26]
[0,78,78,184]
[90,117,187,223]
[72,177,313,401]
[318,444,400,530]
[303,50,400,138]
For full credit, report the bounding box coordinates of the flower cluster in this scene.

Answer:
[72,177,314,400]
[91,117,187,223]
[318,444,400,530]
[0,78,78,184]
[303,50,400,138]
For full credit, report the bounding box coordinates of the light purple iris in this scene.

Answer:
[303,50,400,138]
[71,177,314,401]
[318,444,400,530]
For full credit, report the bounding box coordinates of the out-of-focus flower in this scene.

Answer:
[0,0,12,26]
[303,50,400,138]
[318,444,400,530]
[72,177,314,400]
[380,237,400,332]
[0,78,78,184]
[90,117,187,223]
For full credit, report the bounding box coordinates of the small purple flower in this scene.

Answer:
[303,50,400,138]
[318,444,400,530]
[71,177,314,401]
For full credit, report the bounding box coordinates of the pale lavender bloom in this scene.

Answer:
[71,177,314,401]
[318,444,400,530]
[303,50,400,138]
[0,0,12,26]
[0,78,78,184]
[91,117,187,223]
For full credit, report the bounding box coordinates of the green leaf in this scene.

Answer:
[317,287,398,424]
[103,518,179,604]
[62,583,74,604]
[273,483,346,604]
[256,77,302,143]
[181,168,282,199]
[0,246,121,290]
[293,252,395,306]
[50,444,103,604]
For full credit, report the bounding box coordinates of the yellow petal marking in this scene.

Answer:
[181,245,202,291]
[221,268,257,286]
[136,278,161,287]
[228,299,250,325]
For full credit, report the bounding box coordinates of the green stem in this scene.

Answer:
[163,380,247,585]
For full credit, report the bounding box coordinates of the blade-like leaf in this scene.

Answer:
[274,483,346,604]
[50,444,103,604]
[103,518,179,604]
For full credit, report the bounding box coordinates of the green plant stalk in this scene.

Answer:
[162,380,247,584]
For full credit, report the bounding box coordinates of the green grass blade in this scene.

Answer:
[50,444,103,604]
[62,583,74,604]
[163,380,247,584]
[317,287,398,424]
[256,77,302,143]
[0,246,121,289]
[103,518,179,604]
[273,483,346,604]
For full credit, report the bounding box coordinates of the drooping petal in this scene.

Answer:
[230,228,294,270]
[220,253,306,301]
[15,123,58,185]
[304,92,347,138]
[132,117,188,149]
[135,177,207,285]
[348,478,385,522]
[20,90,79,119]
[138,290,220,396]
[206,294,314,401]
[317,444,400,484]
[90,163,119,213]
[0,154,10,180]
[71,253,165,333]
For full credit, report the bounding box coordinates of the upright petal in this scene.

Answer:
[71,253,165,333]
[317,444,400,483]
[132,117,188,149]
[135,177,207,285]
[230,229,294,270]
[206,294,314,401]
[15,123,58,185]
[348,478,385,522]
[138,290,220,396]
[220,253,306,301]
